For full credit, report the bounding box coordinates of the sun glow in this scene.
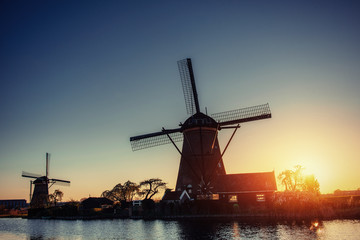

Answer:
[289,154,331,193]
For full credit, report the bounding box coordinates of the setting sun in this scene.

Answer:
[290,154,330,192]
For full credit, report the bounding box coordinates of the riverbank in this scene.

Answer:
[21,208,360,221]
[17,193,360,221]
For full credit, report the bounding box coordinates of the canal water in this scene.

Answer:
[0,218,359,239]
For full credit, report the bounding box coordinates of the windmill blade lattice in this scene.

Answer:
[211,103,271,126]
[50,178,71,184]
[178,58,200,115]
[130,131,183,151]
[50,178,71,186]
[22,171,42,179]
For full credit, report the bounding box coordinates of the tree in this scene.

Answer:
[101,189,118,201]
[277,165,305,191]
[293,165,304,188]
[278,165,320,194]
[102,184,124,202]
[302,174,320,194]
[122,180,140,201]
[101,180,140,202]
[278,169,294,191]
[139,178,167,200]
[112,183,126,201]
[49,189,63,206]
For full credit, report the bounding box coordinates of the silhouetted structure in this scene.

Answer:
[80,197,114,209]
[334,189,360,196]
[21,153,70,208]
[216,172,277,205]
[0,199,27,209]
[130,58,274,201]
[162,189,194,204]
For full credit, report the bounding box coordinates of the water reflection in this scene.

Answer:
[232,222,240,238]
[175,219,322,240]
[0,218,359,239]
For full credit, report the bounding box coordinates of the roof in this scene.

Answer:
[0,199,26,202]
[81,197,113,208]
[216,171,277,194]
[162,191,182,201]
[162,190,194,201]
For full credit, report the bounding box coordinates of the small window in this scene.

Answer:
[229,195,237,202]
[132,200,142,206]
[256,194,265,202]
[212,194,219,200]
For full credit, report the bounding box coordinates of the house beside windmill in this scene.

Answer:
[161,172,277,205]
[216,171,277,206]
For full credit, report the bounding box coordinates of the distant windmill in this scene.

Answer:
[22,153,70,208]
[130,58,271,196]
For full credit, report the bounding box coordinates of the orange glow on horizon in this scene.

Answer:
[289,155,330,193]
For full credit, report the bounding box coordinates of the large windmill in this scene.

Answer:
[22,153,70,208]
[130,58,271,196]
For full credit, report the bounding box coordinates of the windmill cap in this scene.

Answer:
[182,112,218,129]
[33,176,48,183]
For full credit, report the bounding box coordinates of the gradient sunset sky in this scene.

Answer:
[1,1,359,201]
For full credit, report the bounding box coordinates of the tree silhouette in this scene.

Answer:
[303,174,320,194]
[293,165,305,190]
[139,178,167,200]
[48,189,63,206]
[278,165,320,193]
[123,180,140,201]
[102,180,139,202]
[278,169,294,191]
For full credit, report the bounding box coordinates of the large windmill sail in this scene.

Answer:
[178,58,200,115]
[130,128,182,151]
[211,103,271,127]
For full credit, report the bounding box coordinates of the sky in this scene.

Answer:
[1,1,359,201]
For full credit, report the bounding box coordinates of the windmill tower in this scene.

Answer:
[130,58,271,196]
[21,153,70,208]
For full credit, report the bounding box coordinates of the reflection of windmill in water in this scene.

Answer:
[22,153,70,208]
[130,58,272,196]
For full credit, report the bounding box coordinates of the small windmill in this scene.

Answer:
[22,153,70,208]
[130,58,271,196]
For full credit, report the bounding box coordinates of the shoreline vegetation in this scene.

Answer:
[2,193,360,221]
[2,168,359,221]
[3,191,358,221]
